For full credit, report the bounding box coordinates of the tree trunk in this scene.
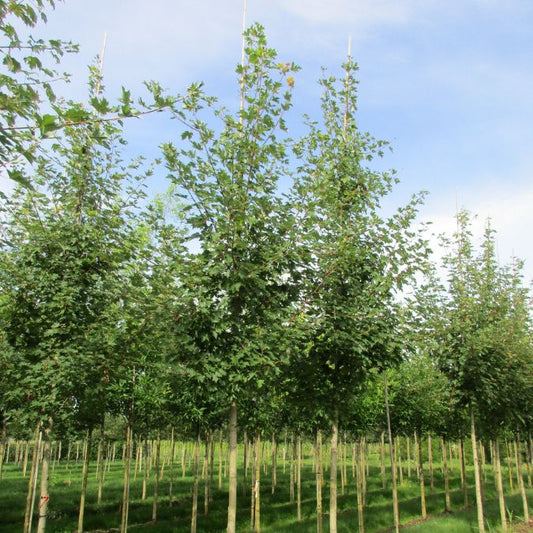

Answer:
[169,427,175,506]
[24,424,41,533]
[442,438,451,513]
[120,424,132,533]
[152,430,161,521]
[384,373,400,532]
[203,431,210,517]
[406,436,411,478]
[356,439,365,533]
[36,420,53,533]
[460,439,468,507]
[254,430,261,533]
[330,408,339,533]
[471,405,485,533]
[493,439,507,532]
[297,434,302,521]
[218,432,223,490]
[380,431,386,491]
[191,429,200,533]
[396,436,404,485]
[428,433,434,491]
[506,439,514,491]
[271,433,277,495]
[77,429,93,533]
[226,401,238,533]
[243,430,248,498]
[416,431,427,519]
[97,422,105,505]
[516,433,530,523]
[316,429,323,533]
[0,416,7,480]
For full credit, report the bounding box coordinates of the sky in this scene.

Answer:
[3,0,533,281]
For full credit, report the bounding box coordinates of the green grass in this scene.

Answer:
[0,445,531,532]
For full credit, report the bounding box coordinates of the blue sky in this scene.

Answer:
[4,0,533,281]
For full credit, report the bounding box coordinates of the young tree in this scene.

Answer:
[161,24,300,533]
[288,57,427,533]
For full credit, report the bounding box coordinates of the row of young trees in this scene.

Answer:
[0,2,532,532]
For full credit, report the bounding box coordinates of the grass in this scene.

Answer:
[0,442,531,532]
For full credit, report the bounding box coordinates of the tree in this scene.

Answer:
[435,212,533,532]
[0,67,151,532]
[161,24,300,533]
[288,57,426,533]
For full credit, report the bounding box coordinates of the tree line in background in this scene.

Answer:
[0,2,532,532]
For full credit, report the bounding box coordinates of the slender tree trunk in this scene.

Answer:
[397,436,404,486]
[297,434,302,521]
[203,431,210,517]
[120,424,133,533]
[460,439,468,507]
[152,430,161,521]
[77,429,93,533]
[169,427,175,506]
[428,433,434,491]
[380,431,386,491]
[289,433,295,504]
[516,432,530,523]
[0,416,7,481]
[416,431,427,519]
[22,439,30,478]
[271,433,277,494]
[97,422,105,505]
[330,408,339,533]
[316,429,323,533]
[218,432,223,491]
[356,439,365,533]
[191,429,200,533]
[406,436,411,478]
[471,405,485,533]
[493,439,507,532]
[505,439,514,490]
[24,424,41,533]
[36,420,53,533]
[442,438,451,513]
[226,401,238,533]
[384,373,400,532]
[243,430,248,498]
[254,430,261,533]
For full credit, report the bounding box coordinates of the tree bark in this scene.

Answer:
[516,433,530,523]
[442,438,451,513]
[471,405,485,533]
[330,408,339,533]
[77,429,93,533]
[316,429,323,533]
[152,430,161,521]
[169,427,175,506]
[384,373,400,532]
[24,424,41,533]
[120,424,132,533]
[0,416,7,480]
[416,431,427,520]
[460,439,468,507]
[493,439,507,532]
[226,401,238,533]
[271,433,277,494]
[97,422,105,505]
[191,429,200,533]
[36,420,53,533]
[356,439,365,533]
[254,430,261,533]
[297,434,302,521]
